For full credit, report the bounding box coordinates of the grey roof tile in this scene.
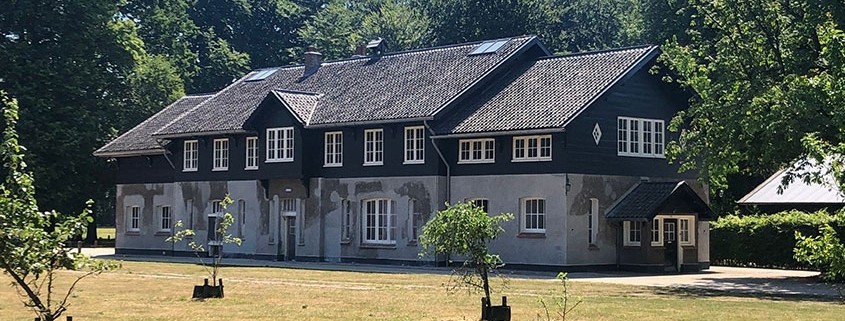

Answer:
[271,90,320,124]
[154,36,537,136]
[433,46,657,135]
[607,181,714,220]
[93,94,212,156]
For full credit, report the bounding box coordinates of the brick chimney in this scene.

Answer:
[304,46,322,77]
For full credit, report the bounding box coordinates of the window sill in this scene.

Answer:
[155,231,172,236]
[211,168,228,172]
[406,241,418,246]
[362,162,383,166]
[340,240,351,245]
[616,153,666,159]
[511,158,552,163]
[244,167,258,171]
[125,231,141,236]
[360,243,397,249]
[403,161,424,165]
[182,169,198,172]
[588,244,600,251]
[324,164,343,168]
[266,159,294,163]
[517,232,546,239]
[623,243,641,247]
[457,160,495,165]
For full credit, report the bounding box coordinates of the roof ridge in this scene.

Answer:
[247,35,536,71]
[537,44,657,61]
[153,80,244,136]
[272,88,321,96]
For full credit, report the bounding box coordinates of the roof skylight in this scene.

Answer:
[468,40,510,55]
[244,68,278,82]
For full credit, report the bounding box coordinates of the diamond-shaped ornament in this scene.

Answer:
[592,123,602,145]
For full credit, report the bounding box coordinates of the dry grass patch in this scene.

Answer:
[0,261,842,320]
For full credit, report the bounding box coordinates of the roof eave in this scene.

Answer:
[431,127,565,139]
[152,129,252,139]
[305,116,434,129]
[93,148,164,158]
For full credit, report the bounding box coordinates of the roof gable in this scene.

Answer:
[153,36,541,137]
[738,159,845,205]
[432,45,659,136]
[607,181,715,221]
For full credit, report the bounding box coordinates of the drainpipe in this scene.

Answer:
[424,121,450,202]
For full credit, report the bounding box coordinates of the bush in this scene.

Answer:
[795,224,845,281]
[711,209,845,269]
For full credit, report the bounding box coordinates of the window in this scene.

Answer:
[244,68,278,81]
[404,126,425,164]
[409,199,421,242]
[664,220,676,243]
[183,140,198,171]
[617,117,665,158]
[341,200,352,243]
[266,127,294,162]
[651,218,663,246]
[128,206,140,232]
[623,221,642,246]
[679,218,694,245]
[245,137,259,170]
[468,40,509,55]
[237,200,246,238]
[513,135,552,162]
[458,139,495,163]
[521,198,545,233]
[159,206,171,231]
[212,138,229,171]
[211,200,223,213]
[588,198,598,245]
[467,198,489,213]
[362,199,396,245]
[324,131,343,167]
[364,129,384,166]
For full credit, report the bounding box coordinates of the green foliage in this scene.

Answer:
[418,201,513,304]
[559,0,644,53]
[795,224,845,282]
[711,209,845,269]
[537,272,583,321]
[167,195,242,287]
[0,92,120,321]
[662,0,845,191]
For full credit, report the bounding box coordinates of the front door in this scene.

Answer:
[663,219,678,272]
[286,217,296,260]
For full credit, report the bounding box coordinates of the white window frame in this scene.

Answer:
[183,140,198,172]
[211,200,223,214]
[409,199,421,242]
[617,117,665,158]
[128,206,141,232]
[341,199,352,243]
[651,218,663,246]
[588,198,598,245]
[324,131,343,167]
[679,217,695,246]
[521,198,546,234]
[266,127,294,163]
[212,138,229,171]
[404,126,425,164]
[466,198,490,214]
[362,199,396,245]
[159,206,171,232]
[363,129,384,166]
[237,200,246,238]
[458,138,495,164]
[245,136,259,170]
[623,221,642,246]
[512,135,552,162]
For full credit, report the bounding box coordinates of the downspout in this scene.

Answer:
[424,121,450,202]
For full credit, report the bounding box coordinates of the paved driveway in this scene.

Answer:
[83,247,840,299]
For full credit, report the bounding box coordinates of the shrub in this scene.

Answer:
[710,209,845,269]
[795,224,845,281]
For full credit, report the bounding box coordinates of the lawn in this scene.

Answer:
[0,260,841,321]
[88,227,116,240]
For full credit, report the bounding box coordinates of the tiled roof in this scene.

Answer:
[93,94,212,156]
[607,181,714,221]
[154,36,538,136]
[433,45,658,135]
[271,90,320,124]
[738,159,845,204]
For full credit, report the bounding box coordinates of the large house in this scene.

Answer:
[95,36,714,273]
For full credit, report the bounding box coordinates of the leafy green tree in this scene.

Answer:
[662,0,845,194]
[418,201,513,306]
[299,0,433,59]
[559,0,645,52]
[0,92,119,321]
[795,224,845,281]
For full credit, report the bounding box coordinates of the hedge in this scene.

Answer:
[710,209,845,269]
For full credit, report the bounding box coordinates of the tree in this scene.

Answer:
[418,201,513,306]
[662,0,845,199]
[167,195,242,292]
[299,0,433,60]
[0,91,119,321]
[559,0,645,52]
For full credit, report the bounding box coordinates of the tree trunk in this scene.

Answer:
[480,264,491,305]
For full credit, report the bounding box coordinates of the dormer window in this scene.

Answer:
[267,127,294,162]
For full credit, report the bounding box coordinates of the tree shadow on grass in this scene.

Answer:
[651,277,844,304]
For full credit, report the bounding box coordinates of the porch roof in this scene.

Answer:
[606,181,715,221]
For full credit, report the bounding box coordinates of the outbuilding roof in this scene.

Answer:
[738,160,845,205]
[607,181,714,221]
[432,45,658,135]
[93,94,213,156]
[153,36,540,137]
